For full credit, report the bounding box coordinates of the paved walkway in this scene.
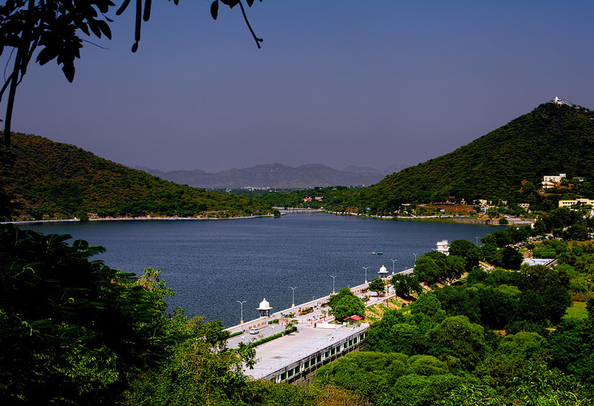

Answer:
[225,273,408,347]
[223,273,415,381]
[243,323,368,380]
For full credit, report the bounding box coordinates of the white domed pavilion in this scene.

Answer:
[257,298,272,318]
[378,265,388,277]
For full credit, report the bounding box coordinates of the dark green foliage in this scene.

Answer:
[547,319,594,386]
[389,373,482,406]
[475,332,547,390]
[409,292,447,323]
[481,230,513,248]
[413,254,442,284]
[0,133,273,219]
[314,351,408,403]
[328,287,365,322]
[564,224,590,241]
[0,225,183,404]
[391,273,423,299]
[413,251,466,284]
[492,247,523,270]
[436,284,520,330]
[354,236,593,404]
[448,239,481,271]
[427,315,488,371]
[354,103,594,210]
[368,277,386,296]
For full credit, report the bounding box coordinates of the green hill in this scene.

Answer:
[0,133,273,220]
[353,102,594,214]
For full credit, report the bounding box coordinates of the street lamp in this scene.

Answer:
[391,259,397,275]
[236,300,246,325]
[475,236,480,245]
[413,252,418,261]
[362,266,369,284]
[289,286,297,308]
[330,275,337,294]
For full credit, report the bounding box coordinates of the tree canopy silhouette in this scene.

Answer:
[0,0,263,147]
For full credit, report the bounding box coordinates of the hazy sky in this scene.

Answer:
[7,1,594,173]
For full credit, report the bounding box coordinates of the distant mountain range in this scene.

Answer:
[138,163,396,189]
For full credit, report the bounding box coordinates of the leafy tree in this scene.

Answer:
[414,251,466,285]
[368,277,386,296]
[506,361,592,405]
[481,230,513,248]
[480,242,498,264]
[391,274,423,299]
[389,373,480,406]
[564,224,589,241]
[486,206,499,219]
[409,292,446,323]
[414,254,442,284]
[493,246,523,270]
[0,225,186,404]
[448,239,481,271]
[328,288,365,322]
[442,255,466,284]
[189,316,230,351]
[314,351,406,404]
[475,332,547,391]
[427,315,488,371]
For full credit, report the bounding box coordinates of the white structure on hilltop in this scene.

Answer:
[553,96,573,106]
[436,240,450,256]
[257,298,272,318]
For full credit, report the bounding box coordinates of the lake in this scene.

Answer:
[20,213,499,327]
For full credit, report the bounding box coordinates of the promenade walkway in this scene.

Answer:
[244,323,369,382]
[224,271,413,383]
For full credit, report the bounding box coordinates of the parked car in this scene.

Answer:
[249,328,259,335]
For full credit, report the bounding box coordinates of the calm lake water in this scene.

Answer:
[21,213,499,327]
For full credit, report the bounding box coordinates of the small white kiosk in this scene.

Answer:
[257,298,272,318]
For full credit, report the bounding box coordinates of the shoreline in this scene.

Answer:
[3,211,534,227]
[2,214,276,225]
[324,210,534,226]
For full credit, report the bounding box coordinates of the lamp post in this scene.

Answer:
[289,286,297,308]
[362,266,369,284]
[391,259,397,275]
[413,252,418,261]
[475,236,480,245]
[330,275,337,294]
[236,300,246,325]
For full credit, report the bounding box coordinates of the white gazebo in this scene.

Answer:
[378,265,388,278]
[257,298,272,318]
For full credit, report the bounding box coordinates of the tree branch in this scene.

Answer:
[238,0,263,49]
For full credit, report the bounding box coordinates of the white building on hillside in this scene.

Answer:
[542,173,566,189]
[436,240,450,256]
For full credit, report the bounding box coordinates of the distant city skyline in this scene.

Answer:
[5,1,594,172]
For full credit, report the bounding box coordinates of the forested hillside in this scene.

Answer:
[0,133,273,220]
[353,102,594,214]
